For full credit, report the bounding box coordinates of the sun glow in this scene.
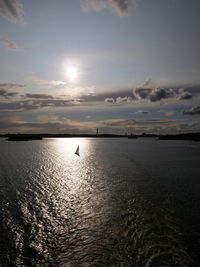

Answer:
[67,66,79,82]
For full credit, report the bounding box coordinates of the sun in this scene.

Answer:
[67,66,78,82]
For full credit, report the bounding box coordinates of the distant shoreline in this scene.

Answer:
[0,133,200,141]
[158,133,200,141]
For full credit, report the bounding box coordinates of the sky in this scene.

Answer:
[0,0,200,134]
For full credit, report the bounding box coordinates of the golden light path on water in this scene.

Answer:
[52,138,93,194]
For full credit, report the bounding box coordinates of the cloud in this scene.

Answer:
[132,79,198,103]
[84,89,133,102]
[0,84,25,100]
[22,93,54,99]
[178,88,193,100]
[104,95,133,104]
[110,0,129,15]
[0,119,62,132]
[0,98,82,111]
[116,96,133,104]
[0,0,24,23]
[0,117,96,134]
[135,110,149,114]
[134,88,151,100]
[42,80,66,87]
[105,97,115,103]
[0,89,18,98]
[133,87,176,102]
[149,88,175,102]
[0,116,200,134]
[26,75,66,89]
[81,0,140,16]
[102,118,176,127]
[0,83,25,89]
[182,106,200,115]
[0,38,19,50]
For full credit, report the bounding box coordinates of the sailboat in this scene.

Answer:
[75,145,80,156]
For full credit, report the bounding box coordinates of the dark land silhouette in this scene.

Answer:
[158,133,200,141]
[0,132,200,141]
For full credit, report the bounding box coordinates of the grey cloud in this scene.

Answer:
[101,118,179,133]
[133,87,175,102]
[0,89,18,98]
[82,0,139,15]
[149,88,175,102]
[99,118,199,135]
[0,99,81,111]
[0,83,25,89]
[134,88,151,99]
[0,38,18,50]
[0,0,24,23]
[23,94,54,99]
[105,97,115,103]
[0,117,93,134]
[0,84,25,99]
[0,120,61,131]
[182,106,200,115]
[1,116,199,134]
[178,91,193,100]
[111,0,128,14]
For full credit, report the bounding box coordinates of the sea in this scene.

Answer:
[0,137,200,267]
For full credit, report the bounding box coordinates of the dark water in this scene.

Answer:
[0,138,200,266]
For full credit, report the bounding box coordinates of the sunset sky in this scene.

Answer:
[0,0,200,134]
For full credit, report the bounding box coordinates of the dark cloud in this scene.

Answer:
[0,85,25,99]
[111,0,128,14]
[23,94,54,99]
[0,83,25,89]
[0,0,24,23]
[182,106,200,115]
[0,120,62,132]
[133,87,175,102]
[0,89,18,98]
[96,85,198,104]
[0,117,92,134]
[0,82,199,113]
[0,99,81,111]
[149,88,175,102]
[134,88,151,99]
[0,38,19,50]
[178,89,193,100]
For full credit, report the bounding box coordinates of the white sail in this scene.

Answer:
[75,145,80,156]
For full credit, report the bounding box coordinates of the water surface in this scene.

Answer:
[0,138,200,266]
